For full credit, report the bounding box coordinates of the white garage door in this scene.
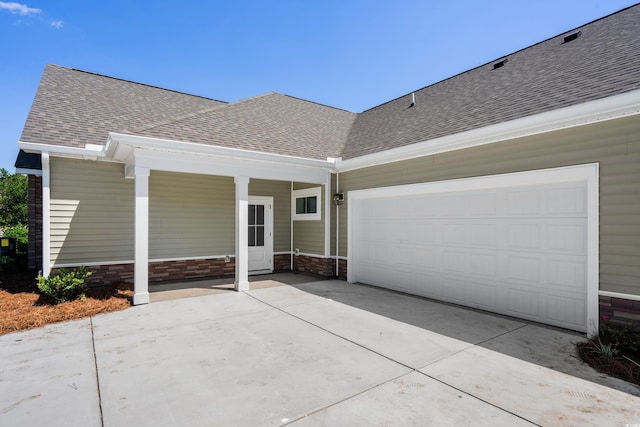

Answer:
[348,165,598,333]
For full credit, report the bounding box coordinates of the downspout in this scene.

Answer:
[290,181,294,271]
[335,172,339,278]
[41,152,51,277]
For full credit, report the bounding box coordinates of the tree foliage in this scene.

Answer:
[0,168,28,228]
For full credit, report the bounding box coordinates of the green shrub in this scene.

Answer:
[3,227,28,253]
[0,255,14,273]
[37,266,92,303]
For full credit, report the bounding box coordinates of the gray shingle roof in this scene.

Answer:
[18,5,640,163]
[341,4,640,159]
[133,92,356,160]
[20,64,226,149]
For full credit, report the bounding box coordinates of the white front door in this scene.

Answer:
[248,196,273,274]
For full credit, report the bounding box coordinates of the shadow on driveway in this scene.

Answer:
[287,278,640,396]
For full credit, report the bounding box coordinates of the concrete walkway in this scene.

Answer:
[1,276,639,426]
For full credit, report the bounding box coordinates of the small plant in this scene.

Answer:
[589,338,619,359]
[37,266,92,303]
[577,323,640,386]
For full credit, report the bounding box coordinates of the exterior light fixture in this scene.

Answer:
[333,193,344,206]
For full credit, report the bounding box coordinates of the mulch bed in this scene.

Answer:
[0,271,132,336]
[577,338,640,386]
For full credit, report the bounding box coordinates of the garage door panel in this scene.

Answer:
[469,193,498,216]
[507,255,542,283]
[441,194,466,216]
[507,223,541,249]
[546,187,586,215]
[467,280,498,310]
[350,169,595,333]
[547,295,585,328]
[470,223,498,246]
[547,223,586,253]
[547,258,586,288]
[506,288,541,317]
[441,224,467,244]
[507,190,541,216]
[440,276,467,303]
[442,250,467,274]
[412,247,436,270]
[470,252,498,278]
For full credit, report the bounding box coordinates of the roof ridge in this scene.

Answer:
[359,3,640,114]
[129,103,231,133]
[47,64,228,104]
[130,92,281,134]
[282,93,355,114]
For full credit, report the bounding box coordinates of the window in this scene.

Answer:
[292,187,321,221]
[248,204,265,247]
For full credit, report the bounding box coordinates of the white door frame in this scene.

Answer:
[248,196,274,274]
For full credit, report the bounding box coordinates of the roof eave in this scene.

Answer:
[337,89,640,172]
[106,132,336,170]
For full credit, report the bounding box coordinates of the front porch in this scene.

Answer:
[148,271,321,302]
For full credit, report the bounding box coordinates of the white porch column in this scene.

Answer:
[235,176,250,291]
[41,152,51,277]
[133,166,150,305]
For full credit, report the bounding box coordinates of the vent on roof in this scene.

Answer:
[492,58,508,70]
[563,31,581,44]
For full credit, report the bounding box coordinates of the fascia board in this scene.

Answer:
[18,141,106,158]
[131,147,331,184]
[107,132,335,170]
[15,168,43,176]
[337,89,640,172]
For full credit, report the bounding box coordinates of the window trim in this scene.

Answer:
[292,187,322,221]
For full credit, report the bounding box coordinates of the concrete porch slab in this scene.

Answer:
[148,272,318,302]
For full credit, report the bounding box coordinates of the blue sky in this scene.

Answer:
[1,0,637,172]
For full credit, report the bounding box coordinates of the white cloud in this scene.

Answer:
[50,20,63,29]
[0,2,42,15]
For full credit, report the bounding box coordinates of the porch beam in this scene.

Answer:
[133,166,150,305]
[235,176,250,291]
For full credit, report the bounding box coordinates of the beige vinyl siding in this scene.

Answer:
[293,182,325,255]
[338,115,640,296]
[149,171,234,259]
[50,157,134,265]
[249,179,291,252]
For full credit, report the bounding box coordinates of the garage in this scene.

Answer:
[347,165,599,333]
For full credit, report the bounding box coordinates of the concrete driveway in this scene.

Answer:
[1,275,639,426]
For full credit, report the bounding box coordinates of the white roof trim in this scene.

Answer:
[106,132,335,169]
[336,89,640,172]
[19,141,106,159]
[15,168,43,176]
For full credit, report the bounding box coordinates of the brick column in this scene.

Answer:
[27,175,43,271]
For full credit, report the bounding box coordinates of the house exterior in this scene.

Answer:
[15,5,640,335]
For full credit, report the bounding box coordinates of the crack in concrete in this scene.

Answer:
[90,316,104,427]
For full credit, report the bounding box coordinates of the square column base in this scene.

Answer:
[234,281,250,292]
[133,292,150,305]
